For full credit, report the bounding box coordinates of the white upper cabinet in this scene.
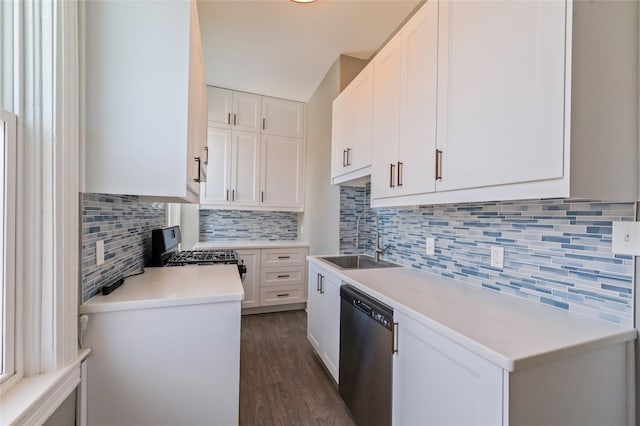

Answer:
[435,0,565,192]
[368,0,637,208]
[207,87,233,129]
[233,92,262,133]
[202,128,232,205]
[207,87,261,132]
[260,135,304,210]
[261,97,305,138]
[201,88,306,212]
[331,64,374,185]
[372,0,438,201]
[84,0,206,203]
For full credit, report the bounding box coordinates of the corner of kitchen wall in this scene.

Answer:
[80,193,166,302]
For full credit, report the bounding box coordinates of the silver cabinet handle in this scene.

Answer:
[203,146,209,164]
[261,191,265,203]
[193,157,201,182]
[436,149,443,181]
[262,118,266,130]
[320,275,325,294]
[343,149,347,167]
[397,161,403,187]
[226,189,229,201]
[392,322,399,354]
[276,293,290,297]
[233,114,237,126]
[316,274,321,292]
[277,274,290,278]
[278,256,290,259]
[346,148,352,166]
[389,163,396,188]
[232,189,236,201]
[227,113,231,125]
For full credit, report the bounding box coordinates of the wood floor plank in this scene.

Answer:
[240,310,355,426]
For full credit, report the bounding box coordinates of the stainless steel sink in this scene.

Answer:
[319,255,399,270]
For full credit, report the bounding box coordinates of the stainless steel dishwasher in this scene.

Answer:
[339,284,394,426]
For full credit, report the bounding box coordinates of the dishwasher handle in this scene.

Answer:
[353,300,372,316]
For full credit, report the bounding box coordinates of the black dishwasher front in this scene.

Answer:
[339,284,393,426]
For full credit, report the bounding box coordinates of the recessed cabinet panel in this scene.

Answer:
[231,132,260,206]
[398,0,438,197]
[371,37,402,199]
[262,97,305,138]
[203,128,232,204]
[435,0,566,192]
[207,87,233,129]
[261,135,304,209]
[233,92,262,133]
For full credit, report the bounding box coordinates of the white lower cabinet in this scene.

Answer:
[392,310,502,425]
[237,249,260,309]
[392,309,632,426]
[307,263,341,383]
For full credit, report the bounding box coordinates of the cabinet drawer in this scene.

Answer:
[261,265,305,287]
[259,285,306,306]
[261,248,306,267]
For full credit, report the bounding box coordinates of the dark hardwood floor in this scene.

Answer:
[240,310,354,426]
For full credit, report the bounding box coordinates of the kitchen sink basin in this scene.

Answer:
[319,255,399,270]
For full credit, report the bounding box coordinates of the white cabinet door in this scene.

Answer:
[397,0,438,197]
[320,271,341,383]
[331,65,373,182]
[260,135,304,210]
[207,87,233,129]
[348,66,373,173]
[392,310,503,426]
[237,249,260,309]
[261,97,305,138]
[371,36,402,199]
[436,0,566,192]
[231,131,260,206]
[331,92,350,179]
[232,92,261,133]
[307,264,323,354]
[202,128,232,205]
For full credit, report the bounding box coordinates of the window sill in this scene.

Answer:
[0,349,90,426]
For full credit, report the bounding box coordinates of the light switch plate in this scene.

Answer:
[612,221,640,256]
[426,237,435,256]
[96,240,105,265]
[490,246,504,268]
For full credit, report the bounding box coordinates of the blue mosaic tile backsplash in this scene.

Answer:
[340,186,636,326]
[200,209,298,241]
[81,193,166,302]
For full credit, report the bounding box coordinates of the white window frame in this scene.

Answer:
[0,110,17,386]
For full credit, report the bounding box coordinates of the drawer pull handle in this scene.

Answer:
[277,274,290,278]
[276,293,290,297]
[277,256,290,259]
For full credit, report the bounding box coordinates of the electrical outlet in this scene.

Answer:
[426,237,435,256]
[490,246,504,269]
[96,240,105,266]
[612,221,640,255]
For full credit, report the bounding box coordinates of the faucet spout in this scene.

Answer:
[355,209,387,261]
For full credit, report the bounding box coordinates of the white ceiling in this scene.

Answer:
[197,0,421,102]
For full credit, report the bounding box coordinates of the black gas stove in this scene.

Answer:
[150,226,246,279]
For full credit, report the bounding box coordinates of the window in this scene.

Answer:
[0,110,16,384]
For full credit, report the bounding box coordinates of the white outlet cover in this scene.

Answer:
[426,237,435,256]
[96,240,105,265]
[612,221,640,256]
[490,246,504,269]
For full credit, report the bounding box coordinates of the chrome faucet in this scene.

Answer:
[355,209,389,261]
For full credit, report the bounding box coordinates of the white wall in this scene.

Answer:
[302,55,366,255]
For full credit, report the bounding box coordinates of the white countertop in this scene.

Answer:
[80,265,244,314]
[308,256,637,372]
[194,240,308,250]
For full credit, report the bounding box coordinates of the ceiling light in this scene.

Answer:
[290,0,317,3]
